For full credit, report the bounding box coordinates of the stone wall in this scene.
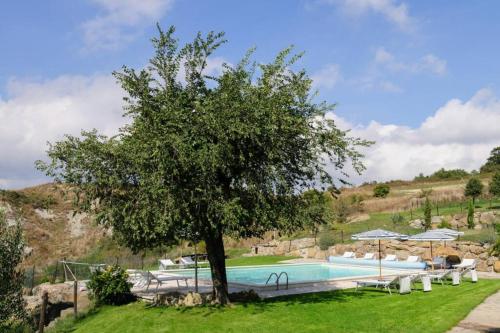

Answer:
[255,238,499,272]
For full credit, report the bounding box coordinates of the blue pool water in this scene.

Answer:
[170,263,382,286]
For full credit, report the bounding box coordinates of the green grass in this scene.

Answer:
[226,255,297,267]
[49,279,500,333]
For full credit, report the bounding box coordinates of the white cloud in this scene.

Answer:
[311,64,343,89]
[374,47,447,76]
[0,56,230,189]
[0,75,126,189]
[325,0,414,31]
[328,89,500,183]
[82,0,174,51]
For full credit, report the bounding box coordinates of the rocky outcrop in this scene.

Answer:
[25,283,80,328]
[251,238,500,272]
[409,211,500,229]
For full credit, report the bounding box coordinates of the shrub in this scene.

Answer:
[390,213,405,226]
[318,232,335,250]
[0,209,28,331]
[373,184,390,198]
[87,265,135,305]
[423,197,432,230]
[438,219,451,229]
[467,200,475,229]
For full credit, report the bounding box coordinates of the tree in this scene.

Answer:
[480,146,500,173]
[467,200,475,229]
[373,184,390,198]
[301,190,334,244]
[0,209,28,331]
[464,177,484,204]
[37,26,371,304]
[489,172,500,198]
[423,197,432,230]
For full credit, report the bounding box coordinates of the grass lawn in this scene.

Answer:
[50,279,500,333]
[226,255,297,267]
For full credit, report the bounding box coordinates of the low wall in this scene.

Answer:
[253,238,499,272]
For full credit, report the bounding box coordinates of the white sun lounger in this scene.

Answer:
[383,254,398,261]
[360,253,375,260]
[342,251,356,258]
[406,256,421,263]
[355,277,398,295]
[144,271,190,292]
[159,259,183,270]
[453,258,477,281]
[427,270,452,285]
[179,256,208,266]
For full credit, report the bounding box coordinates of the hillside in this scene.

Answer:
[2,173,499,274]
[0,184,107,269]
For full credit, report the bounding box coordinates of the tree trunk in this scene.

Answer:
[205,229,230,305]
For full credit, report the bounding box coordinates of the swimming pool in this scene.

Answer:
[168,263,399,287]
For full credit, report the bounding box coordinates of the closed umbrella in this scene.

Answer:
[352,229,408,280]
[408,231,456,269]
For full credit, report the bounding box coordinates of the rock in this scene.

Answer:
[494,261,500,273]
[431,216,443,224]
[479,212,496,224]
[66,211,88,238]
[474,224,482,230]
[182,292,203,307]
[409,219,423,229]
[35,208,56,220]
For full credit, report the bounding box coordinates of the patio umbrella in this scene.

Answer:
[408,231,456,270]
[351,229,408,280]
[430,228,464,247]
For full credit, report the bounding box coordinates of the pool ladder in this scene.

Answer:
[265,272,289,290]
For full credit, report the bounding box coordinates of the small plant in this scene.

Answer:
[467,200,475,229]
[373,184,390,198]
[390,213,405,226]
[87,265,135,306]
[318,232,335,250]
[438,219,451,229]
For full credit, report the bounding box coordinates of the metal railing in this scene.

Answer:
[265,271,289,290]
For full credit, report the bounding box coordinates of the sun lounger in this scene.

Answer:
[179,256,208,266]
[453,259,477,281]
[354,277,398,295]
[141,271,191,291]
[359,253,375,260]
[159,259,183,270]
[453,258,476,271]
[406,256,420,263]
[383,254,398,261]
[427,270,452,285]
[342,251,356,258]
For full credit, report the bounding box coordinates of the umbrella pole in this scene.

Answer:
[378,239,382,280]
[430,241,434,271]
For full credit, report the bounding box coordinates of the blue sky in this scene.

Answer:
[1,0,500,188]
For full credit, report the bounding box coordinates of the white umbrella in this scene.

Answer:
[429,228,463,247]
[351,229,408,279]
[408,231,456,269]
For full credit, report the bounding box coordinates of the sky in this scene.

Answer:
[1,0,500,189]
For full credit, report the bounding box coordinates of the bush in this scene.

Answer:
[390,213,405,226]
[373,184,390,198]
[438,219,451,229]
[87,265,135,306]
[318,232,335,250]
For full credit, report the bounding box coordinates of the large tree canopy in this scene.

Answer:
[37,26,371,303]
